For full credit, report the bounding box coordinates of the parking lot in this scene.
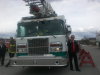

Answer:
[0,45,100,75]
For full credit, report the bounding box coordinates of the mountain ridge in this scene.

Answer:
[0,31,96,40]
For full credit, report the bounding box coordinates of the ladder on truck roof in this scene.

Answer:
[23,0,57,18]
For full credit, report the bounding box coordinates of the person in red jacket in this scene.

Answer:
[67,35,80,71]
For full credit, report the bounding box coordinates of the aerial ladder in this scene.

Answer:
[23,0,57,18]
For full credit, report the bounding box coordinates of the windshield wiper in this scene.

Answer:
[51,35,56,38]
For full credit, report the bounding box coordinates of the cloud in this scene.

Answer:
[50,0,100,32]
[0,0,31,32]
[47,0,64,2]
[88,0,100,2]
[0,0,100,33]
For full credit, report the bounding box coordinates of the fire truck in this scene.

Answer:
[10,0,71,67]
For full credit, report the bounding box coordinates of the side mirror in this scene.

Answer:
[66,25,71,35]
[67,25,71,32]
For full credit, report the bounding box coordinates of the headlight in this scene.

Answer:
[17,44,27,48]
[50,42,63,52]
[17,48,27,53]
[17,44,27,53]
[17,49,26,53]
[56,48,60,51]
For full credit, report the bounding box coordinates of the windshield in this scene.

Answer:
[17,19,65,37]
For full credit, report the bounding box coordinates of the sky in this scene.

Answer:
[0,0,100,33]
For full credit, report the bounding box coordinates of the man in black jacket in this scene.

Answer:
[0,40,6,66]
[67,35,80,71]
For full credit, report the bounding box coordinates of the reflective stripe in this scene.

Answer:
[10,44,15,46]
[9,44,16,53]
[8,50,16,53]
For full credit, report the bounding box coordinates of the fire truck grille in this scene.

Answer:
[28,38,49,55]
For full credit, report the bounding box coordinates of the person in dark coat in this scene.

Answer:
[67,35,80,71]
[0,40,6,66]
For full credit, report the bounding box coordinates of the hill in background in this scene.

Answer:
[0,31,96,40]
[0,32,16,38]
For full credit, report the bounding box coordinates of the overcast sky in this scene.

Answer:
[0,0,100,33]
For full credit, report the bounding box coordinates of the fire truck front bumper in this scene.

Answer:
[10,56,68,67]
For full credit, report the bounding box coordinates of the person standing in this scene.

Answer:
[5,37,16,67]
[67,35,80,71]
[0,40,6,66]
[8,37,16,58]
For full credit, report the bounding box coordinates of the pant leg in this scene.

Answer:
[5,53,15,67]
[73,54,79,70]
[9,53,12,58]
[69,54,73,70]
[1,55,5,65]
[11,53,15,57]
[0,55,2,65]
[9,53,15,58]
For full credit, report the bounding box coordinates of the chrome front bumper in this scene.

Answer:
[10,56,68,67]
